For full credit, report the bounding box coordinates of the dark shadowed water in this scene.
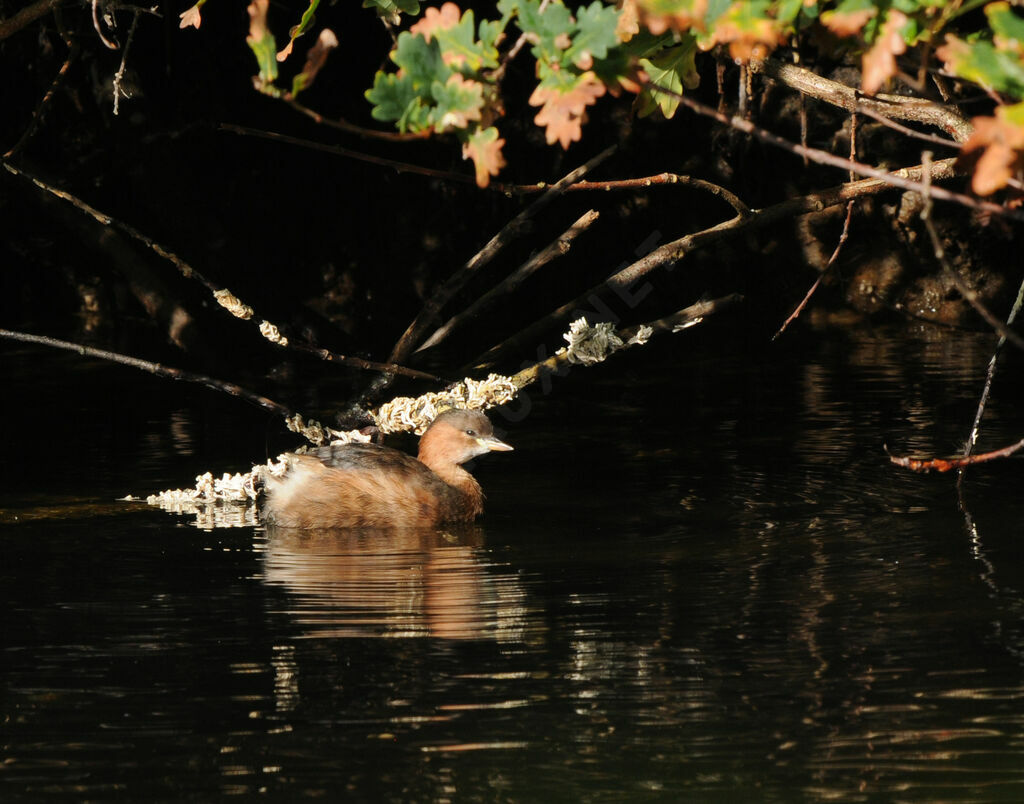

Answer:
[4,323,1024,801]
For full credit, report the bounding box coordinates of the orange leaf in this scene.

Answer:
[529,73,606,150]
[712,16,786,62]
[179,4,202,30]
[959,110,1024,195]
[821,7,875,38]
[637,0,708,36]
[410,2,462,41]
[247,0,270,44]
[463,128,506,188]
[862,10,907,95]
[616,0,640,42]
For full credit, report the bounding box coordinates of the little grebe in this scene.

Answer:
[262,409,512,529]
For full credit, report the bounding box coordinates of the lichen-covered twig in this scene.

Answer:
[1,159,439,382]
[511,298,741,389]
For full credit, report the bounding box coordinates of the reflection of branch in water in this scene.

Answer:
[957,489,1024,662]
[261,526,535,642]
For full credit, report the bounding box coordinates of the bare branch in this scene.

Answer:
[0,0,58,41]
[286,99,432,143]
[387,144,618,364]
[474,157,960,369]
[888,438,1024,472]
[751,58,973,143]
[773,200,855,341]
[645,80,1022,222]
[0,328,293,417]
[1,160,443,382]
[417,209,601,353]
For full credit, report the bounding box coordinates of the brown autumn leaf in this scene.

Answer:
[286,29,339,96]
[529,73,606,150]
[821,7,875,37]
[637,0,708,36]
[179,4,202,30]
[616,0,640,42]
[463,127,506,188]
[934,34,971,76]
[247,0,270,45]
[862,9,907,95]
[712,16,786,62]
[959,109,1024,195]
[410,2,462,41]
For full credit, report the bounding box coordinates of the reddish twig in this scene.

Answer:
[286,99,431,143]
[772,200,855,340]
[887,439,1024,472]
[4,32,77,158]
[495,173,750,214]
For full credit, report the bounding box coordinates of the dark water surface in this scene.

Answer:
[4,325,1024,801]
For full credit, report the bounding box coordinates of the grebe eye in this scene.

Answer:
[465,429,477,436]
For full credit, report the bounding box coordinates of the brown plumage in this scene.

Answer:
[261,409,512,529]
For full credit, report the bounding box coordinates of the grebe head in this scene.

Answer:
[418,409,513,467]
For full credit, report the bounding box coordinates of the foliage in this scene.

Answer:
[223,0,1024,193]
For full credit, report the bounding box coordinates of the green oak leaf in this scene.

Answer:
[638,36,699,119]
[363,0,420,25]
[566,1,621,68]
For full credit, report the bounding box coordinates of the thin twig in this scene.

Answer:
[1,160,442,382]
[417,209,600,353]
[854,104,961,150]
[491,0,551,84]
[887,438,1024,472]
[4,33,77,158]
[91,0,118,49]
[0,328,293,417]
[286,98,432,142]
[0,0,59,41]
[388,144,618,364]
[474,157,960,369]
[496,173,751,214]
[772,200,855,341]
[112,8,141,116]
[918,157,1024,352]
[221,123,478,184]
[224,123,749,213]
[960,274,1024,470]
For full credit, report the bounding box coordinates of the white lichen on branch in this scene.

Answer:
[258,320,288,346]
[213,288,254,320]
[284,412,373,446]
[558,318,624,365]
[373,373,518,434]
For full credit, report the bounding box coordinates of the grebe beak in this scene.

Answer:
[478,434,513,452]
